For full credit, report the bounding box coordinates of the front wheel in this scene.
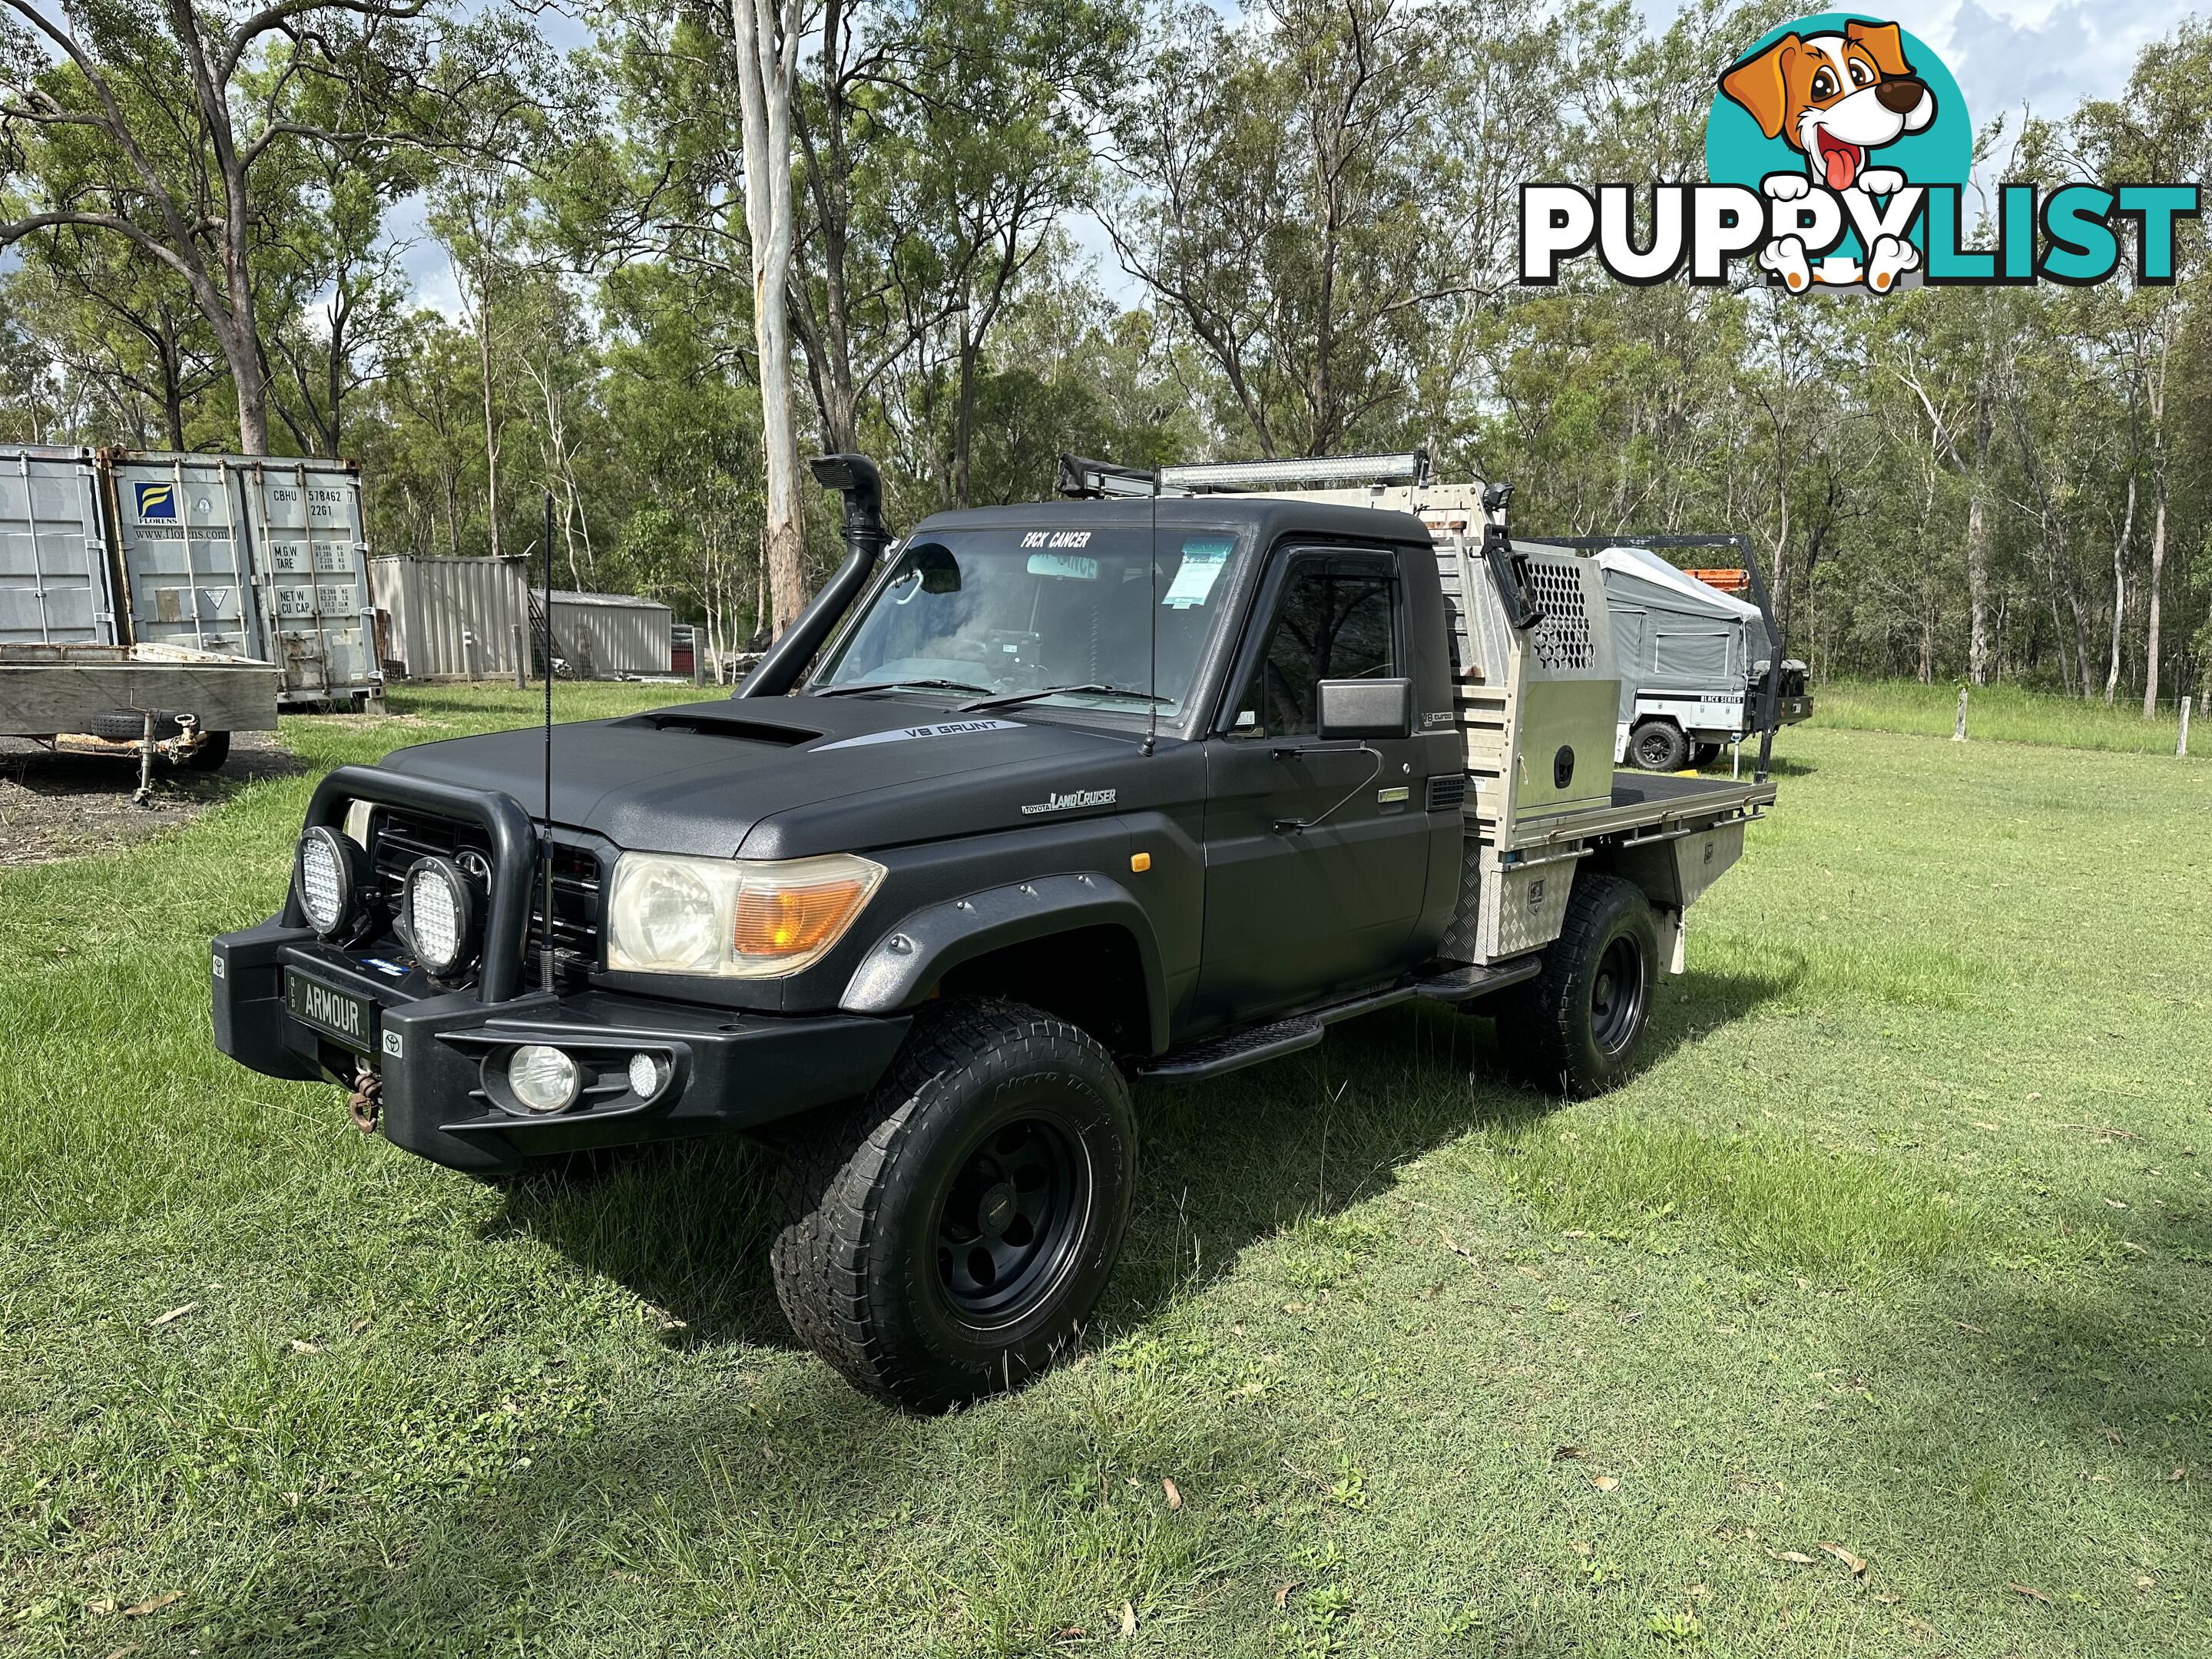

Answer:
[771,999,1137,1410]
[1496,875,1657,1098]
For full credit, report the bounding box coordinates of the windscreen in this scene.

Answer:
[813,525,1250,714]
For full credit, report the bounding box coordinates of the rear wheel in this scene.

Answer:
[1628,720,1687,772]
[1496,875,1657,1098]
[771,999,1137,1410]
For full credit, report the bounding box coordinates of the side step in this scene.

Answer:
[1137,959,1539,1084]
[1137,1016,1323,1081]
[1413,957,1541,1004]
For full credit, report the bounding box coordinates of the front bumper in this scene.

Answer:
[213,919,912,1174]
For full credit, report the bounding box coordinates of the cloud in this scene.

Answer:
[1931,0,2193,128]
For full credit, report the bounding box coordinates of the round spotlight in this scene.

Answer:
[508,1045,581,1114]
[294,826,364,940]
[401,856,481,976]
[627,1051,664,1099]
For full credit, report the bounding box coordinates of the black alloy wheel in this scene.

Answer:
[935,1115,1086,1322]
[1631,720,1687,772]
[1587,932,1648,1057]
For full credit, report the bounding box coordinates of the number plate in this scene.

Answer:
[285,968,374,1053]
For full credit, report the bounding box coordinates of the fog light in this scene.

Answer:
[294,826,364,939]
[627,1052,663,1098]
[508,1045,580,1113]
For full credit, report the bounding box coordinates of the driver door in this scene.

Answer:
[1197,548,1430,1022]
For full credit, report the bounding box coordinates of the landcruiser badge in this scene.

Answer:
[1022,787,1117,816]
[812,718,1023,752]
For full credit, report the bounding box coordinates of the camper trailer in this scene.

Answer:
[1597,548,1810,772]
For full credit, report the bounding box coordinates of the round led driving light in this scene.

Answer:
[294,826,360,940]
[401,856,480,975]
[627,1051,663,1099]
[508,1045,581,1114]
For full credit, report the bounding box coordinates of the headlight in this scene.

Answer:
[294,826,366,940]
[508,1045,581,1113]
[400,855,483,975]
[606,850,885,979]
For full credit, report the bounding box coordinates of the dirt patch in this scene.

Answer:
[0,733,304,869]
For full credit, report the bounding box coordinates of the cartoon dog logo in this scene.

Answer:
[1718,19,1936,292]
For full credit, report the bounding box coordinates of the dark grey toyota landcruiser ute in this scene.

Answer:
[214,455,1770,1409]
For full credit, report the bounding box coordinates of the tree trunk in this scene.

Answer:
[2106,475,2134,705]
[2142,478,2167,717]
[476,267,502,562]
[731,0,807,637]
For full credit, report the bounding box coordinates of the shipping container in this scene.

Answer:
[0,445,114,647]
[101,452,379,707]
[369,555,530,680]
[550,590,674,677]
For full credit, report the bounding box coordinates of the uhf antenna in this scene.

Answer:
[540,488,555,993]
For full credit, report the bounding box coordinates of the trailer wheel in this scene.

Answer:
[1689,741,1723,769]
[770,998,1136,1411]
[1498,875,1657,1098]
[178,731,232,771]
[1628,720,1687,772]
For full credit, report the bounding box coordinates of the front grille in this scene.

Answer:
[369,807,601,972]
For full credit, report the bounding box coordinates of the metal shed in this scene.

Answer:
[549,591,674,678]
[369,555,530,680]
[369,560,674,680]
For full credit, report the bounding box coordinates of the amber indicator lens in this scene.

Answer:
[733,879,873,959]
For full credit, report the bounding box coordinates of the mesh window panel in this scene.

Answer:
[1525,561,1594,671]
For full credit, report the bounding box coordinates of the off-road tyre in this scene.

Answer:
[1628,720,1687,773]
[1496,875,1658,1098]
[178,730,232,771]
[771,998,1137,1411]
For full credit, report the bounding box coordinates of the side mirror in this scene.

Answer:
[1316,678,1414,741]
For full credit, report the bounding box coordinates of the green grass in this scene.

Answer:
[5,685,2212,1656]
[1813,676,2203,757]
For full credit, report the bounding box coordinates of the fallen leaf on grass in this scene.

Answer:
[1972,1121,1999,1132]
[1768,1551,1818,1565]
[1571,1542,1591,1558]
[1874,1593,1900,1604]
[1118,1601,1137,1638]
[1274,1582,1300,1611]
[121,1591,183,1617]
[2106,1197,2129,1210]
[288,1339,320,1354]
[1551,1445,1586,1462]
[1439,1228,1472,1257]
[349,1316,369,1333]
[1162,1478,1182,1511]
[1819,1544,1867,1576]
[86,1599,116,1615]
[1591,1475,1619,1492]
[147,1303,198,1328]
[1955,1321,1985,1333]
[99,1646,140,1659]
[2136,1576,2156,1589]
[1281,1303,1308,1315]
[2099,1426,2125,1446]
[2008,1583,2054,1605]
[1561,1228,1590,1238]
[2170,1466,2187,1482]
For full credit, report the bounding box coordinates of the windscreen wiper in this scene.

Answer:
[813,678,996,698]
[959,682,1174,714]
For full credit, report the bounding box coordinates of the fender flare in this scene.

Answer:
[839,873,1169,1052]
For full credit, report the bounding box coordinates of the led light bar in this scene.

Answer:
[1159,449,1429,492]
